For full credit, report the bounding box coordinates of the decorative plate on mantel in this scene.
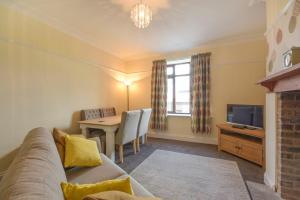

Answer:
[283,47,300,68]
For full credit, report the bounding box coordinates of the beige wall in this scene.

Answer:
[266,0,290,29]
[126,38,267,144]
[0,5,127,169]
[0,2,271,173]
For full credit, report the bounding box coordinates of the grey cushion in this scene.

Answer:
[66,154,126,184]
[117,174,154,197]
[0,127,67,200]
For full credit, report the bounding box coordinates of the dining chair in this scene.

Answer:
[81,108,101,121]
[136,108,152,152]
[81,108,106,152]
[100,107,116,117]
[115,110,141,163]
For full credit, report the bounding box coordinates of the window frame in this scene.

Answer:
[167,61,191,115]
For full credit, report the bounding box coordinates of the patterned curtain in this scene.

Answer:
[191,53,211,134]
[150,59,167,130]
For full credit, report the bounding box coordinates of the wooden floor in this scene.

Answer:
[117,137,264,184]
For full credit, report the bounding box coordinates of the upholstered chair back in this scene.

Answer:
[81,109,101,120]
[115,110,141,145]
[100,107,116,117]
[137,108,152,138]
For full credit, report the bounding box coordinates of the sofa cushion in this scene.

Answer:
[0,127,67,200]
[117,175,154,197]
[53,128,68,163]
[53,128,67,145]
[64,135,102,168]
[89,136,102,154]
[61,177,133,200]
[66,153,126,184]
[52,128,102,166]
[83,191,160,200]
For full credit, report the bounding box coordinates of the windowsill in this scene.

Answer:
[167,113,191,117]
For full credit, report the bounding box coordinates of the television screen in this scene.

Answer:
[227,104,263,129]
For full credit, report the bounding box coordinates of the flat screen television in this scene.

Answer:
[227,104,263,129]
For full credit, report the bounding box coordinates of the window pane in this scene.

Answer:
[175,76,190,113]
[175,64,190,75]
[167,67,173,75]
[167,58,191,65]
[167,78,173,112]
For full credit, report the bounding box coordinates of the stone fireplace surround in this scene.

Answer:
[258,63,300,200]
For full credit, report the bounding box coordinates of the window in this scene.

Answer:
[167,61,191,114]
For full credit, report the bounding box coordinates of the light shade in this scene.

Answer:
[123,80,132,86]
[130,1,152,29]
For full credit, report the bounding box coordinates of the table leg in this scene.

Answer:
[105,130,115,162]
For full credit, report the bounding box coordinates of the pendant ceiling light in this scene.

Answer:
[131,0,152,29]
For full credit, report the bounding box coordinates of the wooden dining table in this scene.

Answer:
[78,116,121,162]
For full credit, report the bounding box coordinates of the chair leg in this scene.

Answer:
[137,137,140,152]
[133,140,137,154]
[119,145,124,164]
[101,141,106,154]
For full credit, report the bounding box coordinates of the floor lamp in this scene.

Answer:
[123,80,132,111]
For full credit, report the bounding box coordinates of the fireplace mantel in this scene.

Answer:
[257,63,300,92]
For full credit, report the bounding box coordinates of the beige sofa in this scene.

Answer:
[0,127,153,199]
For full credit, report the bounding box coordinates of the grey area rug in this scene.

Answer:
[247,181,281,200]
[130,150,250,200]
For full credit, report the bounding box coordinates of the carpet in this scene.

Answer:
[130,150,250,200]
[247,181,281,200]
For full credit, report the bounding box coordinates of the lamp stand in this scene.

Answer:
[126,85,129,111]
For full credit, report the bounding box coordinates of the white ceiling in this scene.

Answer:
[1,0,266,61]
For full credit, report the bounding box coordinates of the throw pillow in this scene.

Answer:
[64,135,102,168]
[53,128,67,163]
[83,191,160,200]
[61,177,133,200]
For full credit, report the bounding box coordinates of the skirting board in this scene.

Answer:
[148,132,218,145]
[264,172,276,191]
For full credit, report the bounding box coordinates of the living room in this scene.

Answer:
[0,0,299,200]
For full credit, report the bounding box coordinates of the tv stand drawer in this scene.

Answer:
[239,140,263,165]
[217,124,265,167]
[220,134,240,156]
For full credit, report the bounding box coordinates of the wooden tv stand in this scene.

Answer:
[216,124,265,168]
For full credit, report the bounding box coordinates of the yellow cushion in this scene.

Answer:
[83,191,160,200]
[61,177,134,200]
[64,135,102,168]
